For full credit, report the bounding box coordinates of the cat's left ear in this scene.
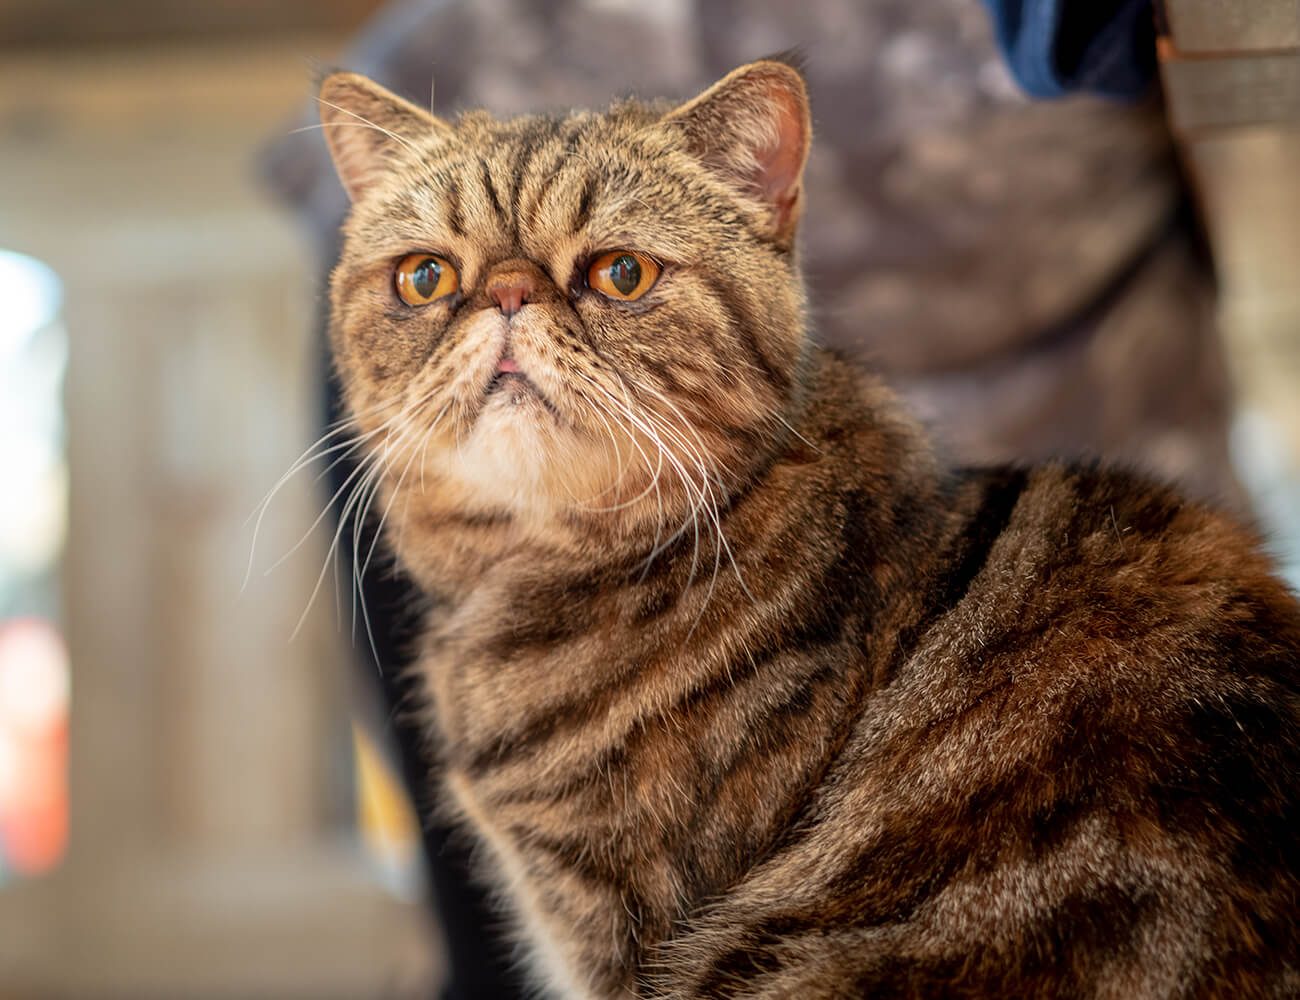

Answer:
[662,59,811,246]
[318,72,452,202]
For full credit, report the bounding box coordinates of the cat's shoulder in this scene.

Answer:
[954,459,1295,631]
[885,457,1300,768]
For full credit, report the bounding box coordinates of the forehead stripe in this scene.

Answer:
[507,123,559,242]
[569,174,598,237]
[445,176,465,237]
[524,160,566,238]
[478,158,505,224]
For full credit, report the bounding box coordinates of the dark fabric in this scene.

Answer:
[980,0,1155,97]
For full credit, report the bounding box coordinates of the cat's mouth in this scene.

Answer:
[487,370,530,394]
[485,357,558,416]
[487,356,532,394]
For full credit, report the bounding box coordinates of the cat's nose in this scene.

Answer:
[487,273,534,318]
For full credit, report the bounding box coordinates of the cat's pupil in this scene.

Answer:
[413,257,441,298]
[609,254,641,296]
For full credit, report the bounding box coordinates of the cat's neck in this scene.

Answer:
[416,352,955,994]
[421,350,950,763]
[398,351,937,596]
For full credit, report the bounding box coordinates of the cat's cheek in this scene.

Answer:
[348,310,447,386]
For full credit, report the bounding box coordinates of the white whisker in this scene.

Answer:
[243,390,411,590]
[310,98,420,156]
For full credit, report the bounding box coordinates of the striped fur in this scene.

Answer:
[321,62,1300,998]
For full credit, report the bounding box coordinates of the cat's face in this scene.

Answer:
[322,62,811,538]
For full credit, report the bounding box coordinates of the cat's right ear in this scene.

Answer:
[662,59,811,247]
[318,72,451,202]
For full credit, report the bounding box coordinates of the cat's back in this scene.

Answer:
[662,462,1300,999]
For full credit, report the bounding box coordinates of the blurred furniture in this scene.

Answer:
[1158,0,1300,585]
[0,0,384,45]
[0,37,436,998]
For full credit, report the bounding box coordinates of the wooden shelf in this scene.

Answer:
[1164,0,1300,54]
[1159,38,1300,133]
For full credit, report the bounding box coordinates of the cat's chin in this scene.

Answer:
[444,401,553,493]
[422,400,650,529]
[433,402,586,518]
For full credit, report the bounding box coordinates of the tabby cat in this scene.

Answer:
[317,59,1300,999]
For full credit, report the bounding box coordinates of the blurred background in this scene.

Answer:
[0,0,1295,997]
[0,2,440,997]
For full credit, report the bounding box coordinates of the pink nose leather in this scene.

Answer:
[488,276,533,317]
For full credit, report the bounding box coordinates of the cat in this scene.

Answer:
[317,58,1300,999]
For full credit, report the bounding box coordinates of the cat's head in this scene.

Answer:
[321,60,811,541]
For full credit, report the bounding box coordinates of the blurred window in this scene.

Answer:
[0,249,69,882]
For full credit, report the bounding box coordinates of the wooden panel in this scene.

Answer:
[1165,0,1300,53]
[3,848,439,998]
[1186,126,1300,308]
[0,35,438,998]
[0,0,384,47]
[0,33,354,854]
[1160,42,1300,132]
[1158,3,1300,589]
[1188,124,1300,474]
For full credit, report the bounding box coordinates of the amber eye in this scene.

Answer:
[395,253,459,305]
[586,250,660,301]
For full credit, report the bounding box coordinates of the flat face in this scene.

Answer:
[328,97,806,531]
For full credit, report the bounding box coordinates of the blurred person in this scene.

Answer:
[264,1,1232,996]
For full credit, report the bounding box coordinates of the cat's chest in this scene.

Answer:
[423,583,636,755]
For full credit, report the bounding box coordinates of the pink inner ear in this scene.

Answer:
[752,89,807,232]
[755,96,803,200]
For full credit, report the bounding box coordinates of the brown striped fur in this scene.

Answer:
[319,60,1300,999]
